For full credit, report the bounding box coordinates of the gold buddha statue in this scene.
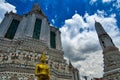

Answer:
[35,52,50,80]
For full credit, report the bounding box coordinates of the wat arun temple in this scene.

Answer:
[0,4,79,80]
[0,2,120,80]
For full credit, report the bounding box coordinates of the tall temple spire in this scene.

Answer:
[95,21,120,80]
[95,21,116,50]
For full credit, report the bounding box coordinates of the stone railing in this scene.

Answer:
[0,63,34,73]
[50,67,72,78]
[0,63,71,78]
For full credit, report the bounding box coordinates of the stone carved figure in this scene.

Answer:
[2,54,8,61]
[23,53,26,60]
[35,55,39,62]
[10,74,19,80]
[35,52,50,80]
[28,75,34,80]
[11,53,19,60]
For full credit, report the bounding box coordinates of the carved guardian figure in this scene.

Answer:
[35,52,50,80]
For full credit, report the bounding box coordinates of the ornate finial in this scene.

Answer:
[5,11,9,16]
[68,58,71,64]
[69,59,73,68]
[32,3,40,11]
[29,3,46,17]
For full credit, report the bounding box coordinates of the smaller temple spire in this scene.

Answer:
[69,59,73,69]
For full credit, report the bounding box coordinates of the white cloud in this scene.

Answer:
[74,50,104,78]
[60,10,120,78]
[102,0,113,3]
[102,0,120,9]
[90,0,113,4]
[89,0,97,5]
[113,0,120,8]
[51,19,55,24]
[0,0,16,22]
[96,10,107,16]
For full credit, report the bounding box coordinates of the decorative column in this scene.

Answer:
[0,13,13,37]
[14,16,27,39]
[24,14,36,37]
[56,30,62,50]
[40,18,50,42]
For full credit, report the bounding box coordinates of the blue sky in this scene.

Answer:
[5,0,120,28]
[0,0,120,79]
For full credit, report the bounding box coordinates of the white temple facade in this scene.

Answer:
[0,4,79,80]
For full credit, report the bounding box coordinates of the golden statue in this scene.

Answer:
[35,52,50,80]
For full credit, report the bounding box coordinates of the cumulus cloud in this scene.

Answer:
[74,50,104,78]
[60,10,120,78]
[0,0,16,22]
